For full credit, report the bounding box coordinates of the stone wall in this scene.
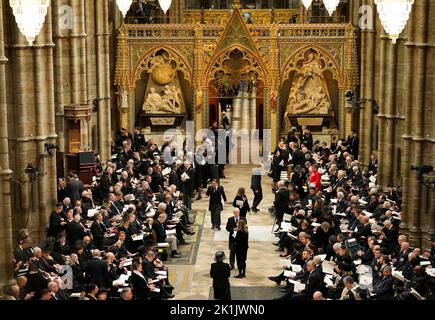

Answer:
[353,0,435,247]
[0,0,112,287]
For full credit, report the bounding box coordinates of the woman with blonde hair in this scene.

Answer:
[234,220,249,278]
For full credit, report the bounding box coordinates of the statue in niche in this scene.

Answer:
[286,51,332,115]
[117,88,129,110]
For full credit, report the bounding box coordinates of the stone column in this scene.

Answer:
[382,41,398,184]
[0,0,14,287]
[407,0,429,246]
[96,0,112,162]
[375,30,388,186]
[358,0,375,167]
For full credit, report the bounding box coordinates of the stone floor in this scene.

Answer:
[169,165,284,300]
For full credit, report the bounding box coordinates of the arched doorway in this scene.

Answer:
[205,46,266,135]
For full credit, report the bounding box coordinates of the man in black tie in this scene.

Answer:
[206,180,227,231]
[368,153,378,175]
[273,181,290,232]
[225,208,246,270]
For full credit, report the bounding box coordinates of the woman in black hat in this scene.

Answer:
[210,251,231,300]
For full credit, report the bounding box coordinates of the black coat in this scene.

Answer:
[152,220,167,243]
[232,195,250,217]
[168,171,180,189]
[234,230,249,251]
[274,187,290,215]
[26,271,49,300]
[225,217,246,248]
[142,259,157,279]
[90,221,107,247]
[304,269,323,296]
[66,179,84,205]
[47,211,64,238]
[85,257,109,288]
[210,262,231,300]
[206,186,227,211]
[66,221,85,247]
[372,275,394,300]
[130,271,153,300]
[353,223,372,241]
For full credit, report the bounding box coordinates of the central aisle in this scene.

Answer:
[171,165,283,300]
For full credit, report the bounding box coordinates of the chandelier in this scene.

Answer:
[116,0,132,18]
[301,0,313,10]
[159,0,172,14]
[375,0,414,44]
[9,0,50,46]
[323,0,340,16]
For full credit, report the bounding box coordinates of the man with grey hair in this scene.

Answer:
[340,276,362,300]
[225,208,246,270]
[153,213,181,258]
[120,287,133,300]
[181,160,194,210]
[85,249,109,288]
[48,281,68,300]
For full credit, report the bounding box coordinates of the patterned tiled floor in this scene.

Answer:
[169,165,283,300]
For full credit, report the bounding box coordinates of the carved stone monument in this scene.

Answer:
[285,50,334,129]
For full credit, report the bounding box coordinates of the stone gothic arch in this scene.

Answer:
[203,44,268,89]
[281,45,343,89]
[132,46,193,87]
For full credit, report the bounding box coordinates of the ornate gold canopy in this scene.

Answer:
[114,5,358,141]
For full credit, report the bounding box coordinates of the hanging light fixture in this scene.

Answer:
[116,0,132,18]
[9,0,50,46]
[322,0,340,16]
[158,0,173,14]
[301,0,313,10]
[375,0,414,44]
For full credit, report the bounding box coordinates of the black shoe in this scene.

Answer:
[211,226,215,230]
[268,276,281,285]
[234,274,244,279]
[171,251,182,258]
[179,239,187,245]
[187,231,196,236]
[272,242,280,246]
[230,265,235,271]
[217,227,221,231]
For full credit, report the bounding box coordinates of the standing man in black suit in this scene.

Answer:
[273,181,290,232]
[66,213,85,247]
[85,250,109,288]
[181,161,194,210]
[168,163,180,190]
[66,173,84,205]
[47,203,67,238]
[368,153,378,175]
[250,163,263,213]
[210,251,231,300]
[225,208,246,270]
[206,179,227,231]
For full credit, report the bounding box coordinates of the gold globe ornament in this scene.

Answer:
[151,64,175,86]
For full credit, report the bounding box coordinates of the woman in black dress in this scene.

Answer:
[234,220,249,278]
[232,187,250,219]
